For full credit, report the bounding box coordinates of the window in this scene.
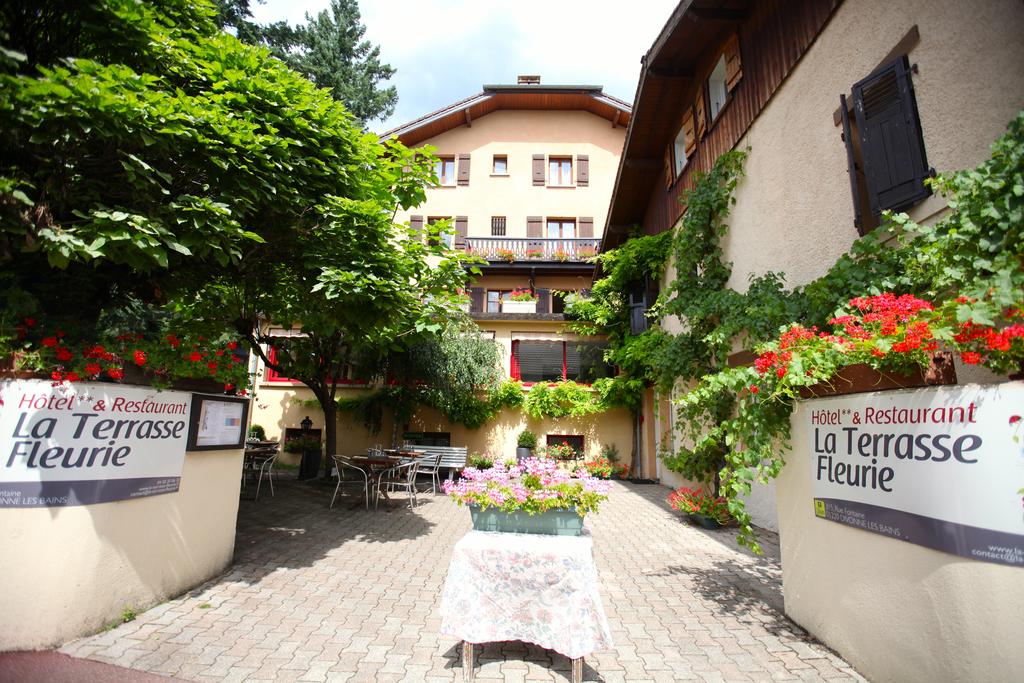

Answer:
[511,340,612,383]
[435,156,456,186]
[546,218,576,238]
[492,155,508,175]
[427,216,453,247]
[548,157,573,186]
[491,216,507,236]
[840,56,930,234]
[546,434,584,455]
[708,54,728,120]
[672,125,689,177]
[404,432,451,447]
[486,290,512,313]
[551,291,566,315]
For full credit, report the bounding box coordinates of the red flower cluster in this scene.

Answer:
[953,316,1024,365]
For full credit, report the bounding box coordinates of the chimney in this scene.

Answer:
[517,74,541,85]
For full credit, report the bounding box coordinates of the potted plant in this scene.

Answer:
[577,247,598,261]
[553,249,570,263]
[668,487,732,529]
[579,456,612,479]
[503,288,537,314]
[516,429,537,461]
[247,424,266,442]
[544,440,581,462]
[468,453,494,469]
[525,248,544,260]
[494,248,516,263]
[443,458,613,535]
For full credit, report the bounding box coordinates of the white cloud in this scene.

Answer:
[251,0,679,131]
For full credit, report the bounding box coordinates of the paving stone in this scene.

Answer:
[62,476,863,682]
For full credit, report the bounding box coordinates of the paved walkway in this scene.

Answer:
[61,476,865,682]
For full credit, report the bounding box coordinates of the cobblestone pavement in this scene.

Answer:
[61,475,866,682]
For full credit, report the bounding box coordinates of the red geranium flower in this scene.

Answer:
[42,337,58,347]
[85,363,101,376]
[55,347,74,362]
[227,341,239,351]
[51,371,62,382]
[65,371,80,382]
[749,385,759,394]
[960,351,982,365]
[189,351,203,362]
[133,350,147,366]
[107,368,124,380]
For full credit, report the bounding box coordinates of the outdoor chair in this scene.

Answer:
[415,451,444,494]
[331,455,370,510]
[251,451,278,501]
[375,460,419,510]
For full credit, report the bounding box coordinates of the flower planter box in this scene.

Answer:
[502,301,537,314]
[469,504,583,536]
[797,352,957,399]
[687,513,723,530]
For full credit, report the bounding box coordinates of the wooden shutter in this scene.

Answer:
[628,280,648,334]
[663,147,672,189]
[576,155,589,186]
[454,215,468,248]
[694,93,707,139]
[532,154,546,186]
[469,287,484,313]
[526,216,543,238]
[536,288,551,314]
[681,109,697,156]
[839,93,864,234]
[578,217,594,238]
[457,153,470,186]
[409,215,424,241]
[852,55,930,216]
[724,34,742,92]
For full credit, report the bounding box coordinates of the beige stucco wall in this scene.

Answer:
[779,396,1024,683]
[0,448,242,650]
[723,0,1024,292]
[394,109,626,238]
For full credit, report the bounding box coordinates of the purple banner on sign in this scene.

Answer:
[815,498,1024,567]
[0,477,181,508]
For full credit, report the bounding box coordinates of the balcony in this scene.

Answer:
[465,237,600,263]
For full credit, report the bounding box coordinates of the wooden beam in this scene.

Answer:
[464,108,472,128]
[611,110,620,129]
[624,157,662,169]
[689,7,747,22]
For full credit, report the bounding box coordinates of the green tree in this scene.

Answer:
[0,0,463,467]
[213,0,398,125]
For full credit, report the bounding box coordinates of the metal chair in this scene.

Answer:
[330,455,370,510]
[415,451,444,494]
[251,451,277,501]
[375,460,419,510]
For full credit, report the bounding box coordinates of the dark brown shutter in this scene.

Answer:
[839,94,864,234]
[536,289,551,314]
[724,34,742,91]
[469,287,484,313]
[526,216,543,238]
[663,147,672,189]
[578,217,594,238]
[694,93,707,139]
[454,215,468,248]
[576,155,589,186]
[410,215,424,240]
[532,154,545,186]
[852,55,930,216]
[457,153,470,186]
[681,109,696,156]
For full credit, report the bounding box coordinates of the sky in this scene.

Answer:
[250,0,680,134]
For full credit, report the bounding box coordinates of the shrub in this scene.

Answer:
[581,456,612,479]
[247,424,266,441]
[516,429,538,449]
[468,453,494,469]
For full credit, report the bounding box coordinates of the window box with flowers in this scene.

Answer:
[443,458,612,536]
[503,288,537,314]
[668,487,733,529]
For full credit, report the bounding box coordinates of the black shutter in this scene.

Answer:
[469,287,484,313]
[628,280,648,335]
[839,94,864,234]
[536,288,551,314]
[852,56,930,216]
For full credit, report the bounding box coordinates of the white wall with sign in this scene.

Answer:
[0,380,246,650]
[778,381,1024,683]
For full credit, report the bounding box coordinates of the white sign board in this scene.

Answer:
[0,379,191,507]
[807,381,1024,566]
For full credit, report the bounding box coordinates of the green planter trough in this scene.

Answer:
[687,512,723,530]
[469,505,584,536]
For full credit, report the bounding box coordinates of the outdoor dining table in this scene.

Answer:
[439,528,613,682]
[345,454,407,509]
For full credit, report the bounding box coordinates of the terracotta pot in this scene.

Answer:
[798,352,957,399]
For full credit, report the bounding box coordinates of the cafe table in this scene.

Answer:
[439,528,613,682]
[346,454,407,509]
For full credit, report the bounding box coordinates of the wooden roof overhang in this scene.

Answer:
[605,0,752,249]
[382,86,632,147]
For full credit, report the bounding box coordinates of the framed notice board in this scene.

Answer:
[186,393,251,451]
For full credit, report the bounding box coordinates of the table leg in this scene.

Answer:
[462,641,474,681]
[571,656,582,683]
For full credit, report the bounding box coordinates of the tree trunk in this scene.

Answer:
[320,395,338,479]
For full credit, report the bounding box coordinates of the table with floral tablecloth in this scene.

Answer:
[439,528,613,681]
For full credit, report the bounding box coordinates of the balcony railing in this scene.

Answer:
[465,237,601,263]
